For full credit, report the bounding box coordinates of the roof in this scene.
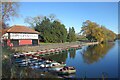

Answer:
[6,25,39,34]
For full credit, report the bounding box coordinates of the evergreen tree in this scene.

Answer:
[67,27,76,42]
[35,16,67,43]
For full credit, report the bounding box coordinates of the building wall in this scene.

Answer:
[2,33,8,39]
[11,39,38,46]
[19,40,32,45]
[10,33,38,39]
[2,32,39,47]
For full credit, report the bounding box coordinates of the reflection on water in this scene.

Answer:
[2,41,118,78]
[69,49,76,59]
[81,43,115,64]
[44,51,68,63]
[44,49,76,62]
[43,42,118,78]
[44,43,115,65]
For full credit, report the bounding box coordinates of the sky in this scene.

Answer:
[8,2,118,34]
[2,0,120,2]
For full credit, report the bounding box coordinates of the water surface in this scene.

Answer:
[45,41,118,78]
[2,41,118,78]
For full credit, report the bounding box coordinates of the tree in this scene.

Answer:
[24,15,44,28]
[117,34,120,39]
[80,20,116,43]
[67,27,72,42]
[51,20,67,43]
[35,16,51,42]
[67,27,76,42]
[34,15,67,43]
[1,2,19,28]
[24,14,56,28]
[48,14,56,22]
[71,27,77,41]
[81,20,99,42]
[76,33,88,41]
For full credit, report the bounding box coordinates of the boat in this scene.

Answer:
[18,61,28,67]
[44,60,52,63]
[48,63,65,71]
[39,54,45,56]
[18,64,28,67]
[13,53,25,58]
[30,65,40,69]
[48,67,63,71]
[39,62,52,68]
[57,66,76,75]
[19,61,28,65]
[15,59,28,63]
[46,62,66,69]
[39,61,65,68]
[50,63,66,68]
[13,53,20,58]
[40,64,46,68]
[15,58,23,63]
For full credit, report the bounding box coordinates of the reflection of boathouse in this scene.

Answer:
[1,25,39,46]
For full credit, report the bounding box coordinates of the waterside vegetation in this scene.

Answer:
[80,20,116,43]
[24,15,116,43]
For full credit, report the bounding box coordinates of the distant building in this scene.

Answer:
[1,25,39,46]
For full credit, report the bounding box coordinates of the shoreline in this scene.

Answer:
[12,42,99,52]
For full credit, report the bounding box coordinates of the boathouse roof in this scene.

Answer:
[1,25,39,35]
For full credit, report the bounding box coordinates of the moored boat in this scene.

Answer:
[57,66,76,75]
[50,63,66,68]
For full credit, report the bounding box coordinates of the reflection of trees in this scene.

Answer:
[118,40,120,46]
[81,43,114,64]
[69,49,76,59]
[44,51,68,62]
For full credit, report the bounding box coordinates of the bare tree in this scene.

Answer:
[24,15,44,28]
[48,14,56,22]
[24,14,58,28]
[1,2,19,28]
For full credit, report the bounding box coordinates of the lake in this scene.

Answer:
[44,40,118,78]
[2,40,119,78]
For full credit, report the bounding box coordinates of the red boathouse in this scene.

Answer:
[1,25,39,46]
